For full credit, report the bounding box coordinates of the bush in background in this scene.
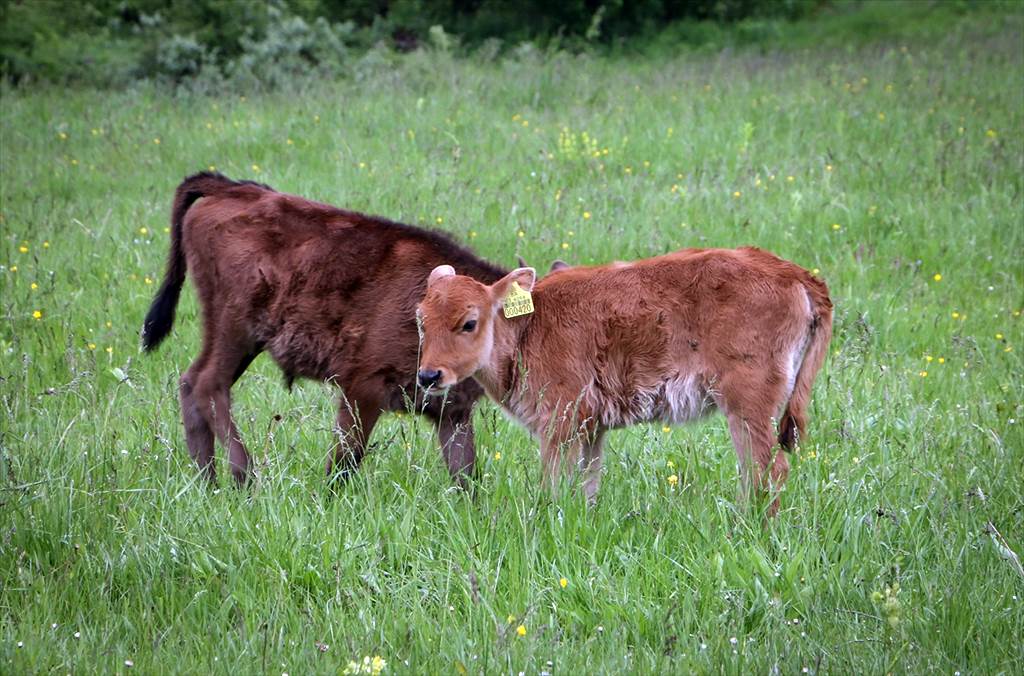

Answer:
[0,0,1010,89]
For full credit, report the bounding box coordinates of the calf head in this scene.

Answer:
[417,265,536,392]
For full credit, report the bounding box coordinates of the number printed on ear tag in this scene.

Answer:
[503,282,534,318]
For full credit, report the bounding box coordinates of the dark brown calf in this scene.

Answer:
[417,247,833,515]
[143,172,507,487]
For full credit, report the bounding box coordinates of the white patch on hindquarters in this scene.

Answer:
[784,289,815,400]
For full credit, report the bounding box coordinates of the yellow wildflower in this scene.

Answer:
[43,241,49,248]
[30,282,37,290]
[919,371,928,377]
[32,310,42,320]
[19,245,28,253]
[559,577,568,589]
[494,452,501,461]
[153,138,161,145]
[733,191,741,198]
[88,343,96,350]
[667,474,679,487]
[933,273,942,282]
[517,625,526,637]
[561,242,569,250]
[583,211,591,219]
[252,164,260,173]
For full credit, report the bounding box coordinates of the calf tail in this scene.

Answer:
[778,275,834,450]
[141,171,242,351]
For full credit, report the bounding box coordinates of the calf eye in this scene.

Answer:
[461,319,477,333]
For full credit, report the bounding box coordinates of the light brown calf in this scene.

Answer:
[416,247,833,514]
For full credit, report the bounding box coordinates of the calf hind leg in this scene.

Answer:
[191,346,259,487]
[726,412,789,516]
[180,360,216,482]
[180,347,260,485]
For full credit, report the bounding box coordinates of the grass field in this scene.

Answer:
[2,5,1023,674]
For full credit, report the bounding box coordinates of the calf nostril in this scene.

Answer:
[418,369,441,388]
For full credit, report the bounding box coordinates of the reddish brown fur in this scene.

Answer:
[417,247,833,515]
[143,172,507,487]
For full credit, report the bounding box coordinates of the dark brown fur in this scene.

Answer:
[143,172,507,486]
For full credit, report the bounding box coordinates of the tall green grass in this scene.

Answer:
[2,9,1022,674]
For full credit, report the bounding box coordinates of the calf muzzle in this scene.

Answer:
[418,369,443,388]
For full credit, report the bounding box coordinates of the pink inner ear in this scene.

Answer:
[516,268,536,291]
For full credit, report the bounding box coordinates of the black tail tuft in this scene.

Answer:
[778,413,799,451]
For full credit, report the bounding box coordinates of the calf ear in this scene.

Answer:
[549,259,569,272]
[428,264,456,287]
[492,267,536,301]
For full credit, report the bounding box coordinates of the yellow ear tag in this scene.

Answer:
[503,282,534,318]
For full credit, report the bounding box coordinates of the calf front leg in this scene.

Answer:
[435,410,477,488]
[540,434,584,500]
[581,430,606,505]
[326,394,382,486]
